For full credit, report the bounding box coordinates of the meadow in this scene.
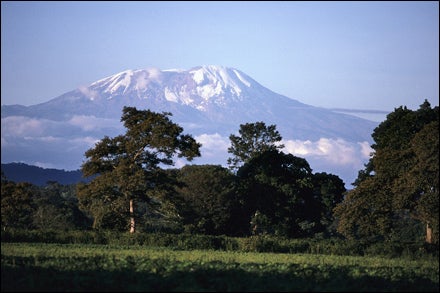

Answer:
[2,241,438,292]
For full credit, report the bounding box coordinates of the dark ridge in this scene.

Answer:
[1,162,92,186]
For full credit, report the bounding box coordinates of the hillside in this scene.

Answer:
[1,163,90,186]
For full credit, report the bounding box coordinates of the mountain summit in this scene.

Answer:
[90,66,265,107]
[1,65,379,186]
[2,65,375,140]
[89,65,301,107]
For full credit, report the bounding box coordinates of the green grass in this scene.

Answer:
[2,242,439,292]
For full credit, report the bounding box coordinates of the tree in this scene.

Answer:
[77,106,201,233]
[393,120,439,243]
[1,174,35,230]
[227,121,284,171]
[333,176,394,241]
[236,150,318,237]
[173,164,239,235]
[32,182,91,231]
[334,100,439,243]
[312,172,346,236]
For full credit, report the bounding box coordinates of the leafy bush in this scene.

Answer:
[1,229,438,259]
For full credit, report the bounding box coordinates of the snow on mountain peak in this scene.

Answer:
[188,65,254,102]
[190,65,251,88]
[233,69,251,87]
[91,68,163,95]
[82,65,267,110]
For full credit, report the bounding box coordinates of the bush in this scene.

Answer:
[2,229,437,259]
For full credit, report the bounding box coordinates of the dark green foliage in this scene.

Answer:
[312,172,346,236]
[3,253,438,292]
[173,164,240,236]
[4,100,434,246]
[227,121,284,171]
[237,150,316,237]
[234,149,346,238]
[32,181,91,231]
[334,100,439,243]
[1,173,90,231]
[2,229,438,260]
[225,121,347,238]
[77,107,201,233]
[1,175,35,230]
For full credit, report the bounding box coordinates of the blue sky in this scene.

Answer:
[1,1,439,112]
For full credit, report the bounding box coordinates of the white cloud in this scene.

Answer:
[114,68,164,92]
[1,116,47,136]
[2,115,122,139]
[146,67,162,81]
[135,71,149,90]
[358,141,374,158]
[281,137,374,186]
[68,115,122,132]
[196,133,229,150]
[1,117,372,187]
[195,133,230,158]
[23,136,60,142]
[191,134,371,173]
[68,136,100,146]
[78,85,99,101]
[172,158,188,169]
[282,137,370,168]
[32,161,59,169]
[1,115,116,171]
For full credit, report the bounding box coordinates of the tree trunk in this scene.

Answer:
[426,222,432,244]
[129,199,135,233]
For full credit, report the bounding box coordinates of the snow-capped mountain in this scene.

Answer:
[1,65,380,186]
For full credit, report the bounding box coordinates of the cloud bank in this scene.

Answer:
[1,115,373,187]
[189,134,373,186]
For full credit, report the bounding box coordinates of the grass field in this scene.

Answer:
[1,242,438,292]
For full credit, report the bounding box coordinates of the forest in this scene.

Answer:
[1,100,438,246]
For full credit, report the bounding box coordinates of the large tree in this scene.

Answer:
[77,106,201,233]
[236,150,318,237]
[227,122,346,237]
[334,100,439,243]
[227,121,284,171]
[173,164,239,235]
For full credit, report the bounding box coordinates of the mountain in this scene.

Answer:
[1,65,380,186]
[1,163,90,186]
[2,66,376,140]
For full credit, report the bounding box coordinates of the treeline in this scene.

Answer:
[1,100,438,246]
[1,153,345,238]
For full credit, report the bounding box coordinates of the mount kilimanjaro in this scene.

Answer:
[1,65,380,186]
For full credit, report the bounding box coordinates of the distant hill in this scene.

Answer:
[1,163,91,186]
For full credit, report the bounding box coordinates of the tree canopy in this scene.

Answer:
[227,121,284,171]
[334,100,439,243]
[227,121,345,237]
[173,164,239,235]
[77,107,201,233]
